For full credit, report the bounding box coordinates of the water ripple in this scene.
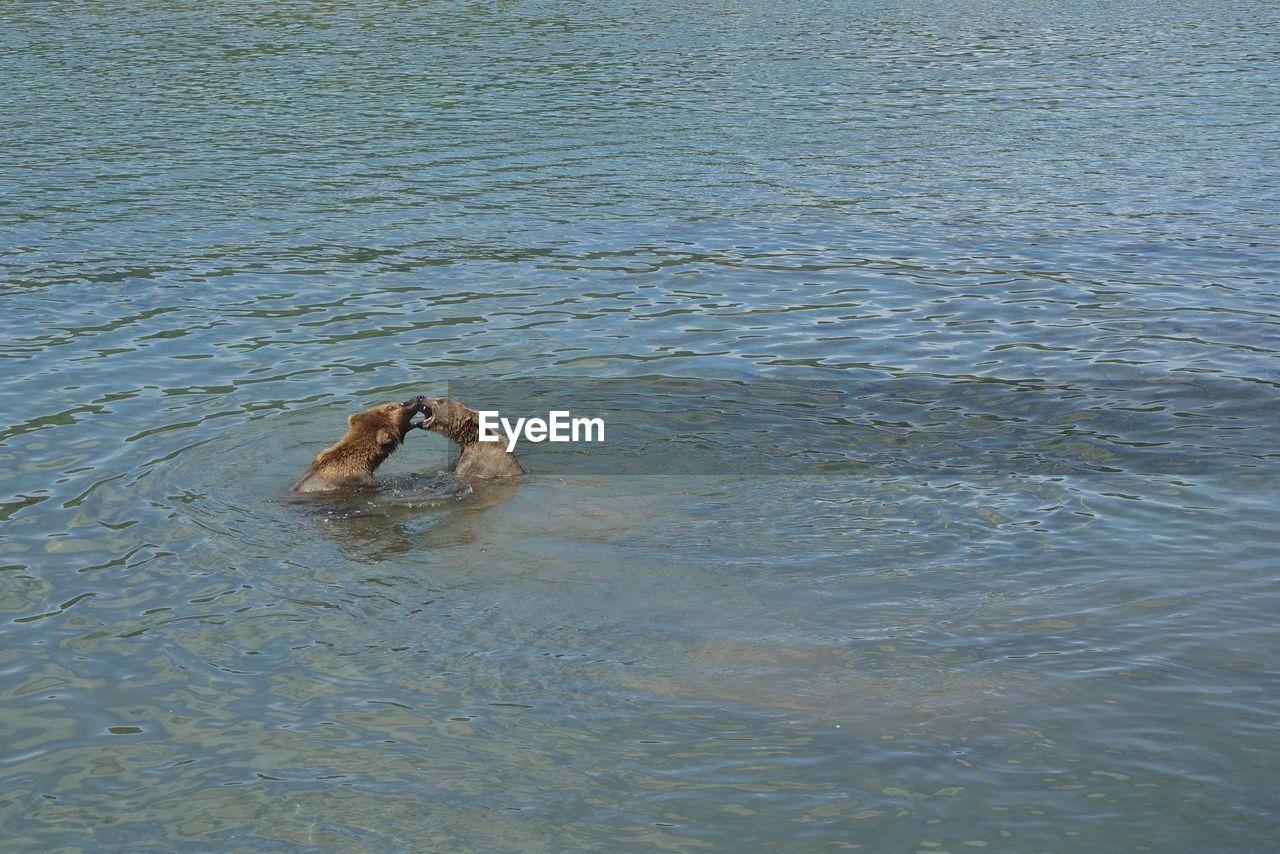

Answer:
[2,0,1279,849]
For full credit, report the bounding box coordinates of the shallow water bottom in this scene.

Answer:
[4,431,1278,850]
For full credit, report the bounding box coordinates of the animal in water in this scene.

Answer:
[291,396,427,493]
[416,396,525,481]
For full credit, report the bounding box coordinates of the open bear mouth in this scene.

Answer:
[401,396,433,429]
[409,398,434,430]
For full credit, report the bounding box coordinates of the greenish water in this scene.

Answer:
[2,1,1279,850]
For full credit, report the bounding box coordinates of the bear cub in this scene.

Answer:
[418,397,524,481]
[291,396,427,493]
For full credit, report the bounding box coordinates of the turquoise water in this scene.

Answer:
[3,1,1279,850]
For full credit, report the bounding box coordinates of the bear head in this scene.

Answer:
[416,396,482,446]
[349,396,426,449]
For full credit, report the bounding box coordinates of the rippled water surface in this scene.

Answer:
[3,1,1279,850]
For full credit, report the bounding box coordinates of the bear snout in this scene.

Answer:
[407,396,434,430]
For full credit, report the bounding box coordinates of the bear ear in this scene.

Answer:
[376,428,397,446]
[348,413,360,426]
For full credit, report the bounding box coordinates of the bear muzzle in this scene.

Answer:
[408,396,434,430]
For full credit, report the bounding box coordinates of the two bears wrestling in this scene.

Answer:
[291,396,523,493]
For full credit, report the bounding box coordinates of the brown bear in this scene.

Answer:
[291,396,427,493]
[418,396,525,481]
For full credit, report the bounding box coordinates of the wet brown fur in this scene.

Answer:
[424,397,524,481]
[291,400,420,493]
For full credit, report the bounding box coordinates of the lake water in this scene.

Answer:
[2,1,1279,850]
